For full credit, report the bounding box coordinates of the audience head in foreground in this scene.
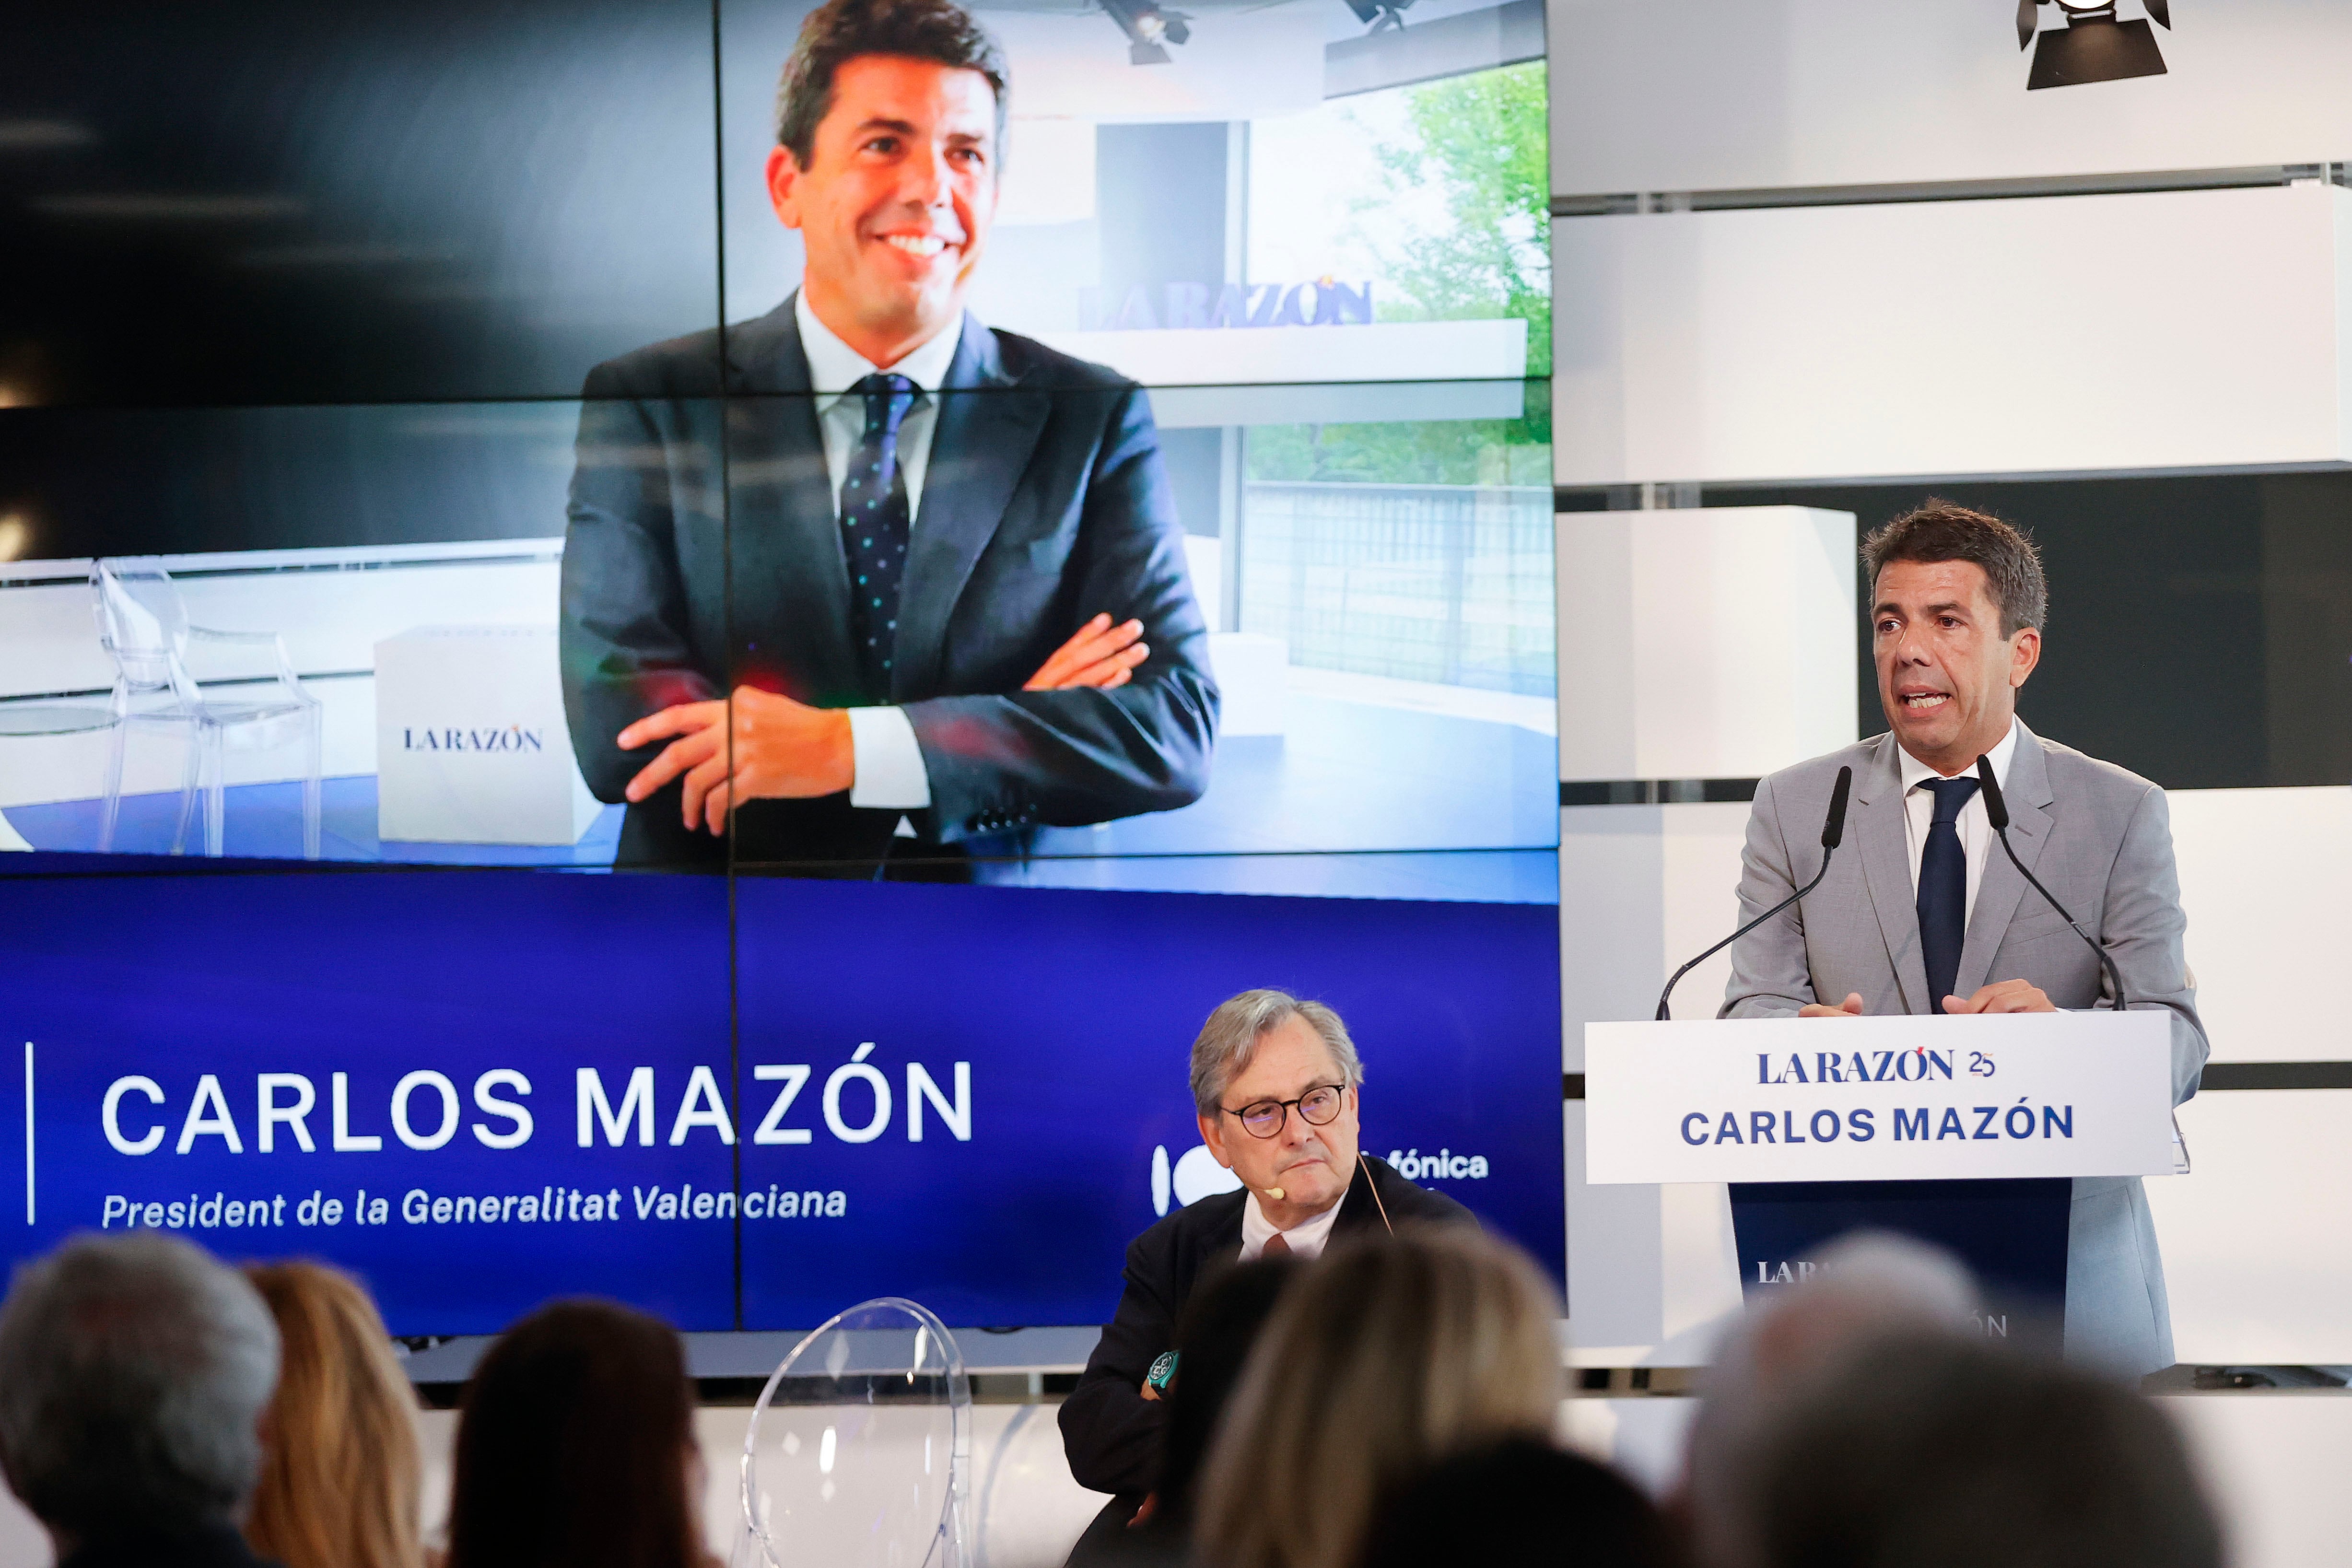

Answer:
[1360,1437,1673,1568]
[243,1262,423,1568]
[445,1299,705,1568]
[1738,1330,2223,1568]
[0,1234,281,1562]
[1196,1226,1563,1568]
[1150,1255,1302,1531]
[1680,1231,1978,1568]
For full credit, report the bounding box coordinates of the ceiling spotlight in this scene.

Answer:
[1100,0,1191,64]
[2017,1,2171,91]
[1344,0,1414,31]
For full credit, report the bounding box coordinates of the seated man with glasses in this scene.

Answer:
[1058,988,1475,1521]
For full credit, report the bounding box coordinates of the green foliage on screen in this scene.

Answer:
[1375,58,1551,374]
[1248,60,1551,487]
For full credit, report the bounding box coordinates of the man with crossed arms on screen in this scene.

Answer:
[561,0,1216,870]
[1722,502,2207,1375]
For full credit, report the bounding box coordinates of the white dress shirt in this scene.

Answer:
[1238,1189,1345,1263]
[794,291,966,812]
[1897,716,2021,927]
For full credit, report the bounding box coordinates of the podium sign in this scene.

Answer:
[1584,1012,2174,1185]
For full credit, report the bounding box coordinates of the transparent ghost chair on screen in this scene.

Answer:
[91,556,322,858]
[738,1299,971,1568]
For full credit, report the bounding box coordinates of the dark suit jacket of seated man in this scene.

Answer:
[560,296,1218,869]
[1058,1152,1473,1503]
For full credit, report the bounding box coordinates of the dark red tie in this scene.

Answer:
[1261,1232,1290,1259]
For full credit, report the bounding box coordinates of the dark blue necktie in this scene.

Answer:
[839,373,917,699]
[1917,776,1980,1010]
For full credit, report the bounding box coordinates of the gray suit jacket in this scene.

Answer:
[1722,722,2207,1374]
[560,297,1218,866]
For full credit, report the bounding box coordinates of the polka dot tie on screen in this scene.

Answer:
[840,373,916,698]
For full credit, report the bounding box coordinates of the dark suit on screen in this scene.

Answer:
[1058,1155,1474,1500]
[560,297,1218,867]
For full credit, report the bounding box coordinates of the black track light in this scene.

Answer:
[2018,1,2172,91]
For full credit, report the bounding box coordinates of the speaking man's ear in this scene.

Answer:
[2008,624,2042,689]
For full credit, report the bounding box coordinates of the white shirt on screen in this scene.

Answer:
[1238,1189,1344,1262]
[794,291,965,813]
[1896,715,2021,926]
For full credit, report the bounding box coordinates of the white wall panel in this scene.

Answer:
[1549,0,2352,197]
[1561,801,1749,1053]
[2150,1089,2352,1365]
[1559,508,1855,781]
[2161,1394,2352,1568]
[1563,802,1749,1359]
[2167,787,2352,1063]
[1553,183,2352,485]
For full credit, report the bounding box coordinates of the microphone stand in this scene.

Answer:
[1657,766,1851,1021]
[1974,755,2130,1014]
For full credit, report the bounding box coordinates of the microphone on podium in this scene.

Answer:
[1974,754,2131,1013]
[1654,765,1852,1021]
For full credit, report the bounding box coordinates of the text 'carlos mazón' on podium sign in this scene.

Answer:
[1582,1012,2176,1185]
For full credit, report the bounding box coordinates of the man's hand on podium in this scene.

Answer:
[1942,979,2056,1015]
[1800,993,1865,1018]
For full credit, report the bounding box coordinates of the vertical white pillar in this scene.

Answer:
[1558,505,1858,1357]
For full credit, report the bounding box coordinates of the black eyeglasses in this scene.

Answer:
[1220,1083,1345,1140]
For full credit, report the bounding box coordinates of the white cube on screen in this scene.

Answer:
[374,626,600,845]
[1208,632,1287,737]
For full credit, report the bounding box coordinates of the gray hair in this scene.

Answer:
[1190,989,1364,1115]
[0,1233,280,1539]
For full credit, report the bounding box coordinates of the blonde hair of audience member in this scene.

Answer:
[243,1262,424,1568]
[1196,1227,1563,1568]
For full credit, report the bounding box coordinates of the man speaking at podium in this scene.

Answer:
[1722,503,2207,1375]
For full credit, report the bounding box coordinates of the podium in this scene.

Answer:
[1584,1012,2175,1350]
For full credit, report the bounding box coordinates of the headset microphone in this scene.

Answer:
[1262,1186,1285,1201]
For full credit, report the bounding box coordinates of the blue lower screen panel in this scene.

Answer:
[0,864,1563,1335]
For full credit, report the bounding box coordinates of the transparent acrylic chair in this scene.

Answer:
[91,557,322,858]
[737,1299,971,1568]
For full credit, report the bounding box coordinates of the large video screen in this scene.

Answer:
[0,0,1560,1332]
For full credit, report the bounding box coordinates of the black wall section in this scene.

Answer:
[0,0,720,409]
[0,404,579,560]
[1692,475,2352,792]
